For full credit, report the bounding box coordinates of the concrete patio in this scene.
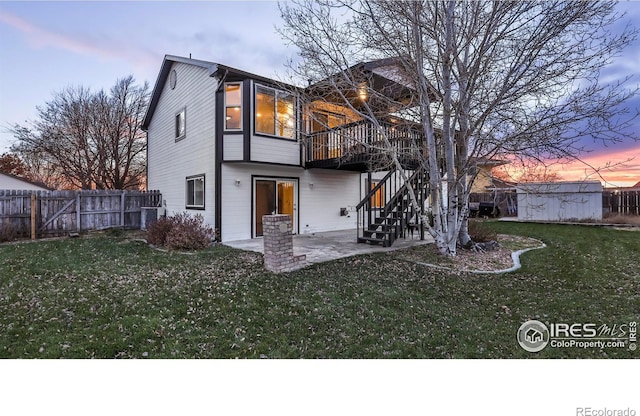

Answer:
[224,228,434,266]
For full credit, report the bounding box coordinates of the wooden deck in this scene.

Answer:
[305,119,425,171]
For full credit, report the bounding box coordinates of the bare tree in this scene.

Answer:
[10,76,149,190]
[280,0,638,256]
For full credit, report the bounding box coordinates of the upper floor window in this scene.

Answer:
[255,85,295,139]
[225,83,242,130]
[175,107,186,141]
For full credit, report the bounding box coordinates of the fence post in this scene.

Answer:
[121,191,126,227]
[76,192,81,233]
[30,193,36,240]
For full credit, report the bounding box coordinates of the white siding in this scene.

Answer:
[221,164,302,241]
[250,137,300,165]
[147,62,217,226]
[299,169,360,234]
[220,164,253,242]
[223,135,244,161]
[517,181,603,221]
[0,173,49,191]
[221,164,360,241]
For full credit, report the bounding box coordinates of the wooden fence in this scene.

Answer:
[603,190,640,215]
[0,189,162,239]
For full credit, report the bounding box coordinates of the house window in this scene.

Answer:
[370,181,384,209]
[255,85,295,139]
[175,107,186,141]
[186,175,205,209]
[225,83,242,130]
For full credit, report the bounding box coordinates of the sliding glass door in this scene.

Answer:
[254,178,298,237]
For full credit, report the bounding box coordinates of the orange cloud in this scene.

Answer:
[547,146,640,187]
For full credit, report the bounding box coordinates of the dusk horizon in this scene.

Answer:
[1,1,638,187]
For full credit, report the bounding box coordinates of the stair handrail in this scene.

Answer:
[355,168,396,211]
[380,166,424,213]
[356,164,429,247]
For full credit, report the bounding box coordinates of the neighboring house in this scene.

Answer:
[0,172,50,191]
[143,55,431,245]
[469,158,510,193]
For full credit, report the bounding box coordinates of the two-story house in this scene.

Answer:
[143,55,430,246]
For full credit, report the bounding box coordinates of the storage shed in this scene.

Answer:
[0,172,50,191]
[516,181,603,222]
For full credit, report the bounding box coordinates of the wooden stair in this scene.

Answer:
[356,166,429,247]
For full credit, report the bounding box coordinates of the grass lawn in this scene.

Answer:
[0,222,638,358]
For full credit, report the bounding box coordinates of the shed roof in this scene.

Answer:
[0,172,51,190]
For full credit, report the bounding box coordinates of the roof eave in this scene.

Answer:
[142,55,299,130]
[142,55,219,130]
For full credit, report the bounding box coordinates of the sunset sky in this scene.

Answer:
[0,1,638,187]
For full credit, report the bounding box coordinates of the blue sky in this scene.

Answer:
[0,0,639,186]
[0,1,292,147]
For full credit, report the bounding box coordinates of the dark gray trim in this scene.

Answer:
[223,81,243,132]
[250,175,300,238]
[145,130,149,190]
[252,133,298,142]
[223,160,304,169]
[253,83,297,141]
[215,88,224,236]
[216,64,299,90]
[185,174,205,209]
[242,79,252,162]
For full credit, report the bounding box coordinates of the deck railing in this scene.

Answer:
[305,120,425,167]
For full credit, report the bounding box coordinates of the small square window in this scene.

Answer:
[186,175,205,209]
[176,108,186,141]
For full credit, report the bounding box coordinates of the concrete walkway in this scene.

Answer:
[224,229,434,265]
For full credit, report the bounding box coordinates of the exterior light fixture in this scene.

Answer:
[358,82,368,101]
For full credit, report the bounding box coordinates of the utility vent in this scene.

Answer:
[140,207,166,230]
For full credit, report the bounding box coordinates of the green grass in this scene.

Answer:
[0,222,638,358]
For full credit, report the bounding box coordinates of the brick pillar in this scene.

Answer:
[262,214,306,273]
